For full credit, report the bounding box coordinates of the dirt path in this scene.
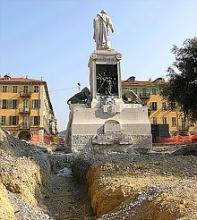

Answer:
[42,170,94,220]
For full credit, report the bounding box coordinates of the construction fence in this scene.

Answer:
[157,134,197,144]
[31,134,65,145]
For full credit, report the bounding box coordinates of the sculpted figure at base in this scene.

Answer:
[93,9,114,50]
[67,87,91,105]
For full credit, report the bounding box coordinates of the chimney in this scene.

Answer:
[4,74,11,80]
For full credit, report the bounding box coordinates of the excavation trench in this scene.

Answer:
[41,166,94,220]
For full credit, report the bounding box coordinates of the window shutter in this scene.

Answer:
[9,100,13,109]
[31,116,34,125]
[16,100,18,109]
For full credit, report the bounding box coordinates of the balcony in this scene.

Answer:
[19,107,30,114]
[19,91,31,97]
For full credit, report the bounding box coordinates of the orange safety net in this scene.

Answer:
[158,134,197,144]
[44,134,54,144]
[31,134,65,145]
[31,135,43,144]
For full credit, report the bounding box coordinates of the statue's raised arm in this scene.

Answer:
[93,10,114,50]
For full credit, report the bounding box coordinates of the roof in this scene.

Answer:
[0,75,44,84]
[122,77,165,86]
[0,75,55,116]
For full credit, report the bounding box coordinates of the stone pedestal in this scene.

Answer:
[68,49,152,153]
[70,103,151,153]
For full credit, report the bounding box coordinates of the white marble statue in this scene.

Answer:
[93,10,114,50]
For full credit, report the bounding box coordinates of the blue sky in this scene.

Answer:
[0,0,197,131]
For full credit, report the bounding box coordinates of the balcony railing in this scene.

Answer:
[19,91,31,97]
[19,108,30,114]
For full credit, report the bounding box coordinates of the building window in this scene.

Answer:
[2,86,8,92]
[11,99,18,109]
[32,100,41,109]
[32,116,40,125]
[172,117,177,127]
[169,102,176,111]
[1,100,9,109]
[162,102,167,111]
[142,88,147,95]
[13,86,18,93]
[23,86,29,94]
[152,117,157,124]
[152,88,157,95]
[163,117,167,124]
[9,116,18,125]
[34,86,39,93]
[151,102,157,111]
[0,116,6,125]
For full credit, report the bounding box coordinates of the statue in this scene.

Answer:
[93,10,114,50]
[67,87,92,105]
[122,89,143,104]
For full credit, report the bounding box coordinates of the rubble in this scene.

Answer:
[1,127,197,219]
[172,144,197,156]
[0,128,53,219]
[56,167,73,177]
[0,182,15,220]
[72,150,197,219]
[0,128,93,220]
[8,192,54,220]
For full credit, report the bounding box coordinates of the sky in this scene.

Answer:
[0,0,197,131]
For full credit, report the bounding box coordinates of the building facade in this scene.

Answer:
[0,75,57,143]
[122,76,197,135]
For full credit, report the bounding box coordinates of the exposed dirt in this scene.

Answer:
[42,172,94,220]
[1,127,197,220]
[86,154,197,219]
[0,128,94,220]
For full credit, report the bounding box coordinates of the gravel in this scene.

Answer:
[98,186,162,220]
[8,192,54,220]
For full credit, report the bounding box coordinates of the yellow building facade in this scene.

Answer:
[0,75,57,143]
[122,76,197,135]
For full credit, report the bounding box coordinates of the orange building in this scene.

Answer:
[122,76,197,135]
[0,74,57,143]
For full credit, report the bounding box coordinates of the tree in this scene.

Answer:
[162,37,197,131]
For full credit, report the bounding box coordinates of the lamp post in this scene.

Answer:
[77,83,81,92]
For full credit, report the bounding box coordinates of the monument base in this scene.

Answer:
[69,103,152,153]
[66,48,152,153]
